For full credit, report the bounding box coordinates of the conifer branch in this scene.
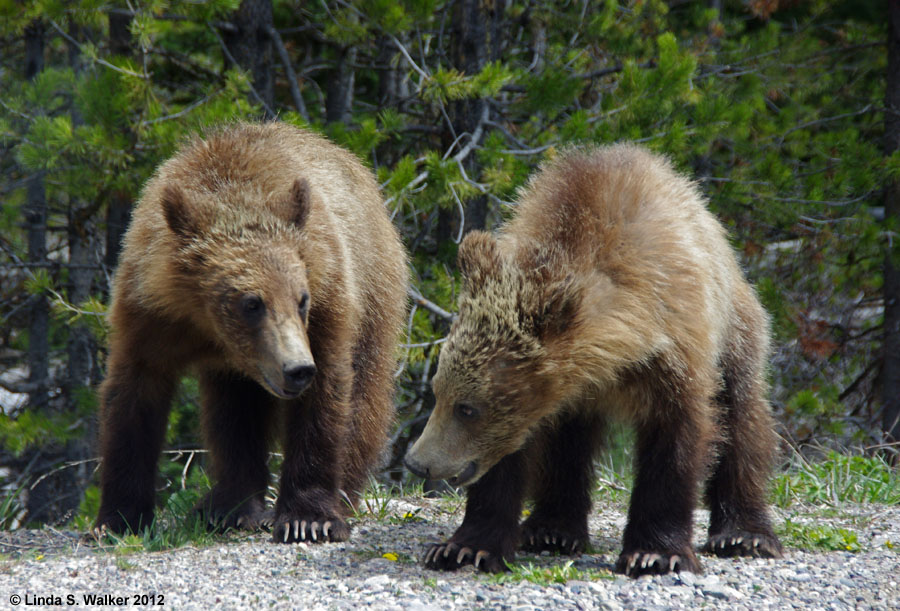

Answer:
[141,94,216,127]
[265,25,310,121]
[207,22,277,119]
[390,35,430,83]
[48,20,148,80]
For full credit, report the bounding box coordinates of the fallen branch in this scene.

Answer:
[407,286,455,322]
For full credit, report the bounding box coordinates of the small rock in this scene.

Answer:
[404,601,440,611]
[696,574,720,588]
[701,583,743,601]
[362,574,391,589]
[668,585,694,599]
[567,580,592,594]
[677,571,697,587]
[788,572,812,582]
[586,581,608,594]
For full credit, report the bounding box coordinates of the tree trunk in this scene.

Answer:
[377,35,398,109]
[883,1,900,448]
[108,10,131,55]
[105,12,133,275]
[450,0,505,233]
[326,45,357,124]
[24,20,49,408]
[225,0,275,118]
[24,21,97,524]
[65,22,96,397]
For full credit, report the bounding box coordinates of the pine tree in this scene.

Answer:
[0,0,893,525]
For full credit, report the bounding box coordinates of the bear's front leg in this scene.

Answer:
[96,359,176,535]
[520,412,601,556]
[616,399,711,577]
[196,371,276,531]
[424,452,525,573]
[272,352,353,544]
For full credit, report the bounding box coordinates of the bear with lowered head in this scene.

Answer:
[405,144,782,576]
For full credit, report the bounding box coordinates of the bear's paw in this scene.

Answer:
[703,530,783,559]
[615,549,700,578]
[423,541,507,573]
[519,520,588,556]
[94,505,154,537]
[196,493,268,532]
[271,514,350,544]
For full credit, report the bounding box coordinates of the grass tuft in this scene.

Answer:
[778,518,861,552]
[488,560,614,586]
[772,450,900,508]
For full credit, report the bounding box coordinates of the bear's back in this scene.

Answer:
[502,144,746,363]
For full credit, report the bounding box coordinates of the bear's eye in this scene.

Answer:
[454,402,480,422]
[298,292,310,320]
[239,294,265,324]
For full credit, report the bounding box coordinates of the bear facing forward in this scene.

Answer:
[405,144,782,576]
[96,122,408,543]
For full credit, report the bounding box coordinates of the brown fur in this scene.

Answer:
[406,144,782,575]
[96,122,408,543]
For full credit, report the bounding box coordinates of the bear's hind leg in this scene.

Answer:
[340,324,397,506]
[703,294,782,559]
[197,370,276,531]
[520,410,602,556]
[424,451,526,573]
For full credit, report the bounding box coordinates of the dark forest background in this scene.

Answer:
[1,0,897,528]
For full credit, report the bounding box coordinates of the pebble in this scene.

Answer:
[677,570,697,586]
[702,583,743,600]
[1,499,899,609]
[362,574,392,589]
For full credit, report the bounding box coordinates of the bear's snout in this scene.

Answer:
[282,363,316,395]
[405,450,479,487]
[403,454,431,479]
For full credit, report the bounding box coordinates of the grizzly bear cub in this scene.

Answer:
[95,122,408,544]
[405,144,783,576]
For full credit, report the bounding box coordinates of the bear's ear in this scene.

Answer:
[288,178,311,229]
[161,185,196,239]
[534,277,583,341]
[458,230,501,286]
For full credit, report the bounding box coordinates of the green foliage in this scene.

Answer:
[488,560,614,586]
[592,424,635,505]
[0,409,85,457]
[72,485,100,531]
[778,519,861,553]
[0,0,892,526]
[772,451,900,508]
[80,462,216,552]
[49,295,109,344]
[0,481,27,530]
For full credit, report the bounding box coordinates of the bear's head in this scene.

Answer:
[161,178,319,399]
[405,231,584,486]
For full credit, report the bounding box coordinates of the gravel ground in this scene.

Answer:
[1,496,898,610]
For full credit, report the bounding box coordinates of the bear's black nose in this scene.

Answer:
[283,363,316,394]
[403,456,430,479]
